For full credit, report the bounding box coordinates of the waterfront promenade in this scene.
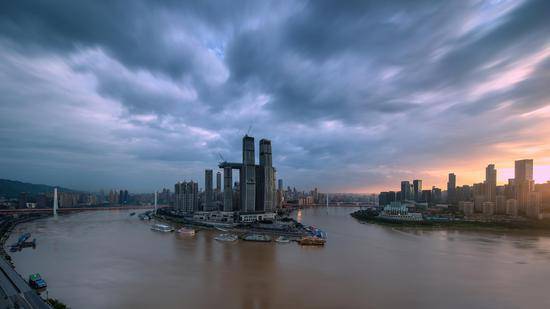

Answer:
[0,257,49,308]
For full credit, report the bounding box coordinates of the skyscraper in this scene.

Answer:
[175,181,198,212]
[413,179,422,202]
[241,135,256,212]
[447,173,456,205]
[205,169,213,211]
[485,164,497,202]
[216,171,222,192]
[256,139,275,211]
[515,159,534,213]
[278,179,283,192]
[515,159,533,182]
[400,181,411,201]
[223,167,233,212]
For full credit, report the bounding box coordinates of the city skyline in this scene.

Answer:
[1,1,549,193]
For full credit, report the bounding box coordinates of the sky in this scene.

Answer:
[0,0,549,193]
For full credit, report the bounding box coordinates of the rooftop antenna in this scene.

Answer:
[246,125,252,136]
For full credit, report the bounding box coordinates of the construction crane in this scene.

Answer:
[218,152,226,164]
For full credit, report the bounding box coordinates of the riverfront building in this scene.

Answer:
[175,181,198,212]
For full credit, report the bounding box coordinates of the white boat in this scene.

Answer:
[177,227,196,236]
[214,233,238,242]
[275,236,290,243]
[151,223,174,232]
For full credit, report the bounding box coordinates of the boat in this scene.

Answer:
[138,213,151,220]
[215,226,229,232]
[242,234,272,242]
[214,234,238,242]
[10,233,36,251]
[275,236,290,243]
[177,227,196,236]
[151,223,174,232]
[129,212,136,216]
[29,273,47,290]
[298,236,326,246]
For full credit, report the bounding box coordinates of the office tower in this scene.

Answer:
[278,179,283,191]
[400,181,411,201]
[223,167,233,211]
[447,173,456,205]
[413,180,422,202]
[515,159,534,213]
[241,135,256,212]
[205,169,213,211]
[485,164,497,202]
[216,171,221,192]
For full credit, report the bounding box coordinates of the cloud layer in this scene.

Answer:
[1,0,549,192]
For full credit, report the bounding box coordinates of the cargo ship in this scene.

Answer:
[29,273,47,290]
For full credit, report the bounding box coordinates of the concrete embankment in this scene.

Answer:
[0,214,52,308]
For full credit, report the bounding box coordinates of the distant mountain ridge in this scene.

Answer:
[0,179,77,199]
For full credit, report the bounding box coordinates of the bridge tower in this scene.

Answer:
[53,187,58,217]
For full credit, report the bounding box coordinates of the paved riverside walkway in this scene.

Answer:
[0,255,49,308]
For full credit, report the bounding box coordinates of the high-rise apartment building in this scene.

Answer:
[515,159,534,213]
[447,173,456,205]
[241,135,256,212]
[413,180,422,202]
[400,181,411,201]
[175,181,198,212]
[485,164,497,202]
[204,169,214,211]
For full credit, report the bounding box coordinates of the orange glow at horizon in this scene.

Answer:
[348,164,550,194]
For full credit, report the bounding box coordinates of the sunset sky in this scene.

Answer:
[0,0,549,193]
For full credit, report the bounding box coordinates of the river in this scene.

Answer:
[6,207,550,309]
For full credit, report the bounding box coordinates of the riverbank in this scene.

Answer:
[351,209,550,234]
[0,214,50,266]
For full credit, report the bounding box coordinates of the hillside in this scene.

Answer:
[0,179,76,199]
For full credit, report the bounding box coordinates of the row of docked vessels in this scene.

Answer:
[149,222,325,246]
[151,223,197,236]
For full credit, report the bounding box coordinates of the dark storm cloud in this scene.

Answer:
[0,0,549,192]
